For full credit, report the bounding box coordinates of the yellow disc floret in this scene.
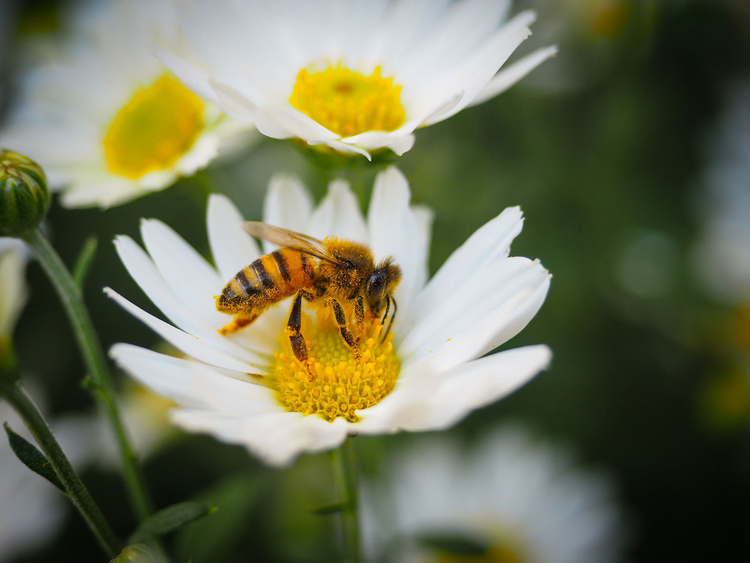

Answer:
[271,311,400,423]
[289,62,406,137]
[103,73,205,180]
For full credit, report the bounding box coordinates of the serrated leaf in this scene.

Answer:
[4,423,65,492]
[128,501,211,544]
[310,501,348,515]
[72,236,98,289]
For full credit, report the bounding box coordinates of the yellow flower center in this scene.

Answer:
[436,546,523,563]
[103,73,205,180]
[289,63,406,137]
[270,310,400,423]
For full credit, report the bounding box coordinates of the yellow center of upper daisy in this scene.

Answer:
[103,73,205,180]
[289,63,406,137]
[270,310,400,423]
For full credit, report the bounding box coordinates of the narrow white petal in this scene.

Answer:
[405,207,524,327]
[262,173,314,253]
[403,260,550,372]
[367,167,426,322]
[209,79,293,138]
[207,194,262,281]
[469,46,558,107]
[170,409,350,466]
[357,345,550,434]
[155,47,219,104]
[140,218,224,325]
[387,134,416,156]
[309,179,368,242]
[105,288,263,373]
[110,344,279,415]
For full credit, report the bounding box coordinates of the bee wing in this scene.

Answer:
[243,222,340,264]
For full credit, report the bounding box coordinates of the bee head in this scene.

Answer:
[365,258,402,313]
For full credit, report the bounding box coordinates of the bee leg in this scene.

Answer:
[377,296,391,343]
[286,292,313,379]
[219,313,258,335]
[354,295,365,344]
[382,297,397,343]
[327,297,362,361]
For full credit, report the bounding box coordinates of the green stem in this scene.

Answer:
[332,436,361,563]
[22,228,153,521]
[0,380,120,557]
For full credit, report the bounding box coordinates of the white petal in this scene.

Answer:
[105,288,263,373]
[421,11,538,125]
[140,218,224,325]
[308,179,368,242]
[208,79,292,138]
[110,344,278,415]
[469,46,558,107]
[405,206,524,327]
[170,409,350,466]
[387,134,416,156]
[207,194,262,281]
[155,47,219,104]
[402,258,550,372]
[357,345,551,434]
[368,167,428,324]
[262,173,314,252]
[113,235,269,362]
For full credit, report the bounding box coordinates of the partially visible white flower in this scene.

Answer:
[362,426,626,563]
[106,166,551,466]
[0,238,28,345]
[692,81,750,305]
[160,0,556,159]
[0,0,256,208]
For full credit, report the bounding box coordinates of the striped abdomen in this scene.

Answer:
[216,249,315,315]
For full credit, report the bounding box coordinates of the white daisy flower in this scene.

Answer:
[0,0,256,208]
[106,167,551,466]
[0,238,28,353]
[159,0,557,159]
[362,426,626,563]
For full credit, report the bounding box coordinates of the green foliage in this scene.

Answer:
[3,422,65,492]
[128,501,212,544]
[72,236,99,290]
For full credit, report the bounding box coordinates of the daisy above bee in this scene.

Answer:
[216,223,402,370]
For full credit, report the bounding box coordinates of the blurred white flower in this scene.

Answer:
[363,426,626,563]
[692,81,750,305]
[159,0,556,159]
[106,167,551,466]
[0,239,28,345]
[0,0,256,208]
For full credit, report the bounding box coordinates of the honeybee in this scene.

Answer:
[215,222,402,368]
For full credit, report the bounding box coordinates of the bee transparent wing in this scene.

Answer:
[243,222,340,264]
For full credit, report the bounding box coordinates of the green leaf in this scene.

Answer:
[175,474,263,563]
[3,422,65,492]
[310,501,348,515]
[128,501,212,544]
[72,236,98,289]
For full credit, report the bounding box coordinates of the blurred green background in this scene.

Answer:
[3,0,750,561]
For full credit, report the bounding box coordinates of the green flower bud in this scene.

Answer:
[0,150,49,236]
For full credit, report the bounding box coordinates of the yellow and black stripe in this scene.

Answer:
[216,249,316,315]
